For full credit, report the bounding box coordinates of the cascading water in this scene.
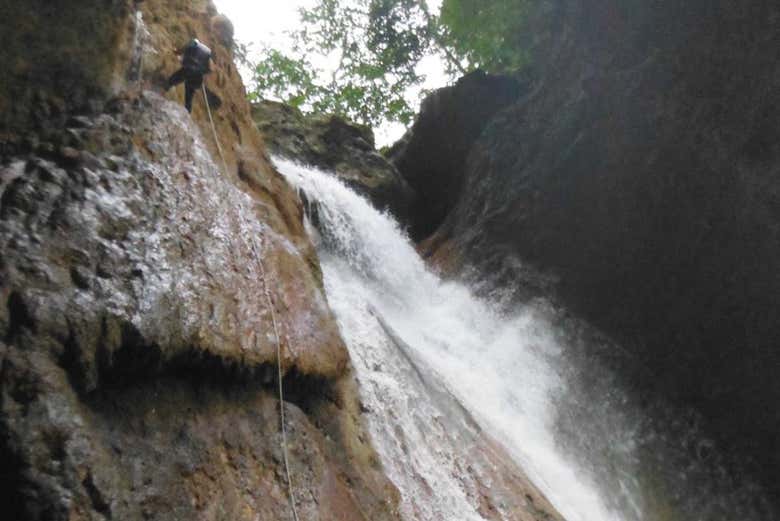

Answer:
[274,157,775,521]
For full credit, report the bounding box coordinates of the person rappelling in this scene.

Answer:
[166,38,215,113]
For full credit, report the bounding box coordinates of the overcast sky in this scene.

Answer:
[213,0,448,145]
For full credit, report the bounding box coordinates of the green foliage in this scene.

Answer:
[439,0,534,73]
[247,0,435,127]
[367,0,433,72]
[247,1,537,129]
[248,49,319,109]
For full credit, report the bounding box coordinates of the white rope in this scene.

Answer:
[134,10,145,91]
[202,84,301,521]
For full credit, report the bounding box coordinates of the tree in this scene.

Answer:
[248,0,435,127]
[247,0,535,128]
[439,0,535,73]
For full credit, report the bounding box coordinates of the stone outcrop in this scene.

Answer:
[253,100,414,223]
[388,71,524,240]
[395,0,780,502]
[0,1,400,519]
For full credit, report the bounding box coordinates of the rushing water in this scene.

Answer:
[274,157,774,521]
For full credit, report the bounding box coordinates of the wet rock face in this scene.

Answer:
[0,368,371,520]
[389,71,524,240]
[423,0,780,498]
[0,92,398,521]
[0,1,401,519]
[2,96,347,387]
[253,101,415,223]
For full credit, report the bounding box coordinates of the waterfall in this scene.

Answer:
[274,157,774,521]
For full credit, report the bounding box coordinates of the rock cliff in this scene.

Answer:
[388,71,524,240]
[252,100,414,223]
[395,0,780,502]
[1,1,568,520]
[1,1,399,518]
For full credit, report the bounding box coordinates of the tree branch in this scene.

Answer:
[416,0,469,75]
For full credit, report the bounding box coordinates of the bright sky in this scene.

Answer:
[213,0,449,146]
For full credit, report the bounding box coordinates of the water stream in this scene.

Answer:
[273,158,774,521]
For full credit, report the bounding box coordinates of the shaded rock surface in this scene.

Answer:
[400,0,780,501]
[0,0,134,138]
[253,100,414,223]
[0,1,401,519]
[389,71,525,240]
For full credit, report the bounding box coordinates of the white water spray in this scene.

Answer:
[277,158,624,520]
[274,157,773,521]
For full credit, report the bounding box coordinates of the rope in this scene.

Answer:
[202,85,301,521]
[133,32,300,514]
[134,10,146,91]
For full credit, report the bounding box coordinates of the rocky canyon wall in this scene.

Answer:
[0,1,401,518]
[395,0,780,501]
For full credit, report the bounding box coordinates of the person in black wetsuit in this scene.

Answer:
[167,39,213,112]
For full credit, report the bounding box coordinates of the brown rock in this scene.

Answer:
[211,14,235,48]
[0,1,400,519]
[389,70,525,240]
[253,100,415,224]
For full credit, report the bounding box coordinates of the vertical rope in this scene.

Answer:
[202,85,301,521]
[134,10,146,90]
[132,34,301,519]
